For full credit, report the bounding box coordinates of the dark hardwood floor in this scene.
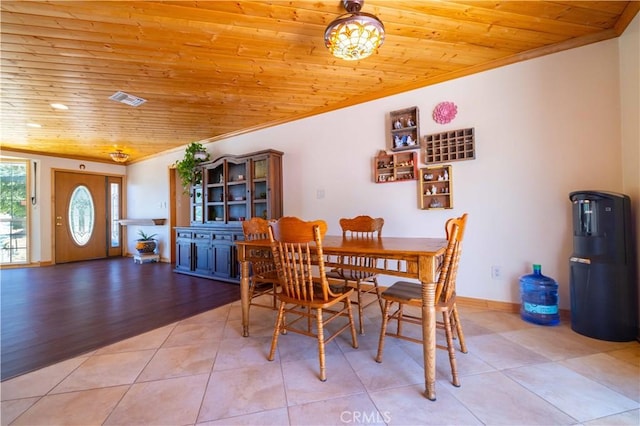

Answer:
[0,257,240,381]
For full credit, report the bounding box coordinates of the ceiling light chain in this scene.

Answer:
[324,0,385,61]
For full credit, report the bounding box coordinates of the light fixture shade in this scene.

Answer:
[110,150,129,163]
[324,1,384,61]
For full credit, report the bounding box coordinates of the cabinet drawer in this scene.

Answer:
[177,231,192,239]
[213,233,232,241]
[194,232,212,240]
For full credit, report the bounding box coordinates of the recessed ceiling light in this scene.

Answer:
[50,103,69,110]
[27,123,42,128]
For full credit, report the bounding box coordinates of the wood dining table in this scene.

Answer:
[235,234,448,401]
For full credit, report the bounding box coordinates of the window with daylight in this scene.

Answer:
[110,182,121,247]
[0,159,29,264]
[68,185,95,246]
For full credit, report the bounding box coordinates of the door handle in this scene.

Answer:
[570,256,591,264]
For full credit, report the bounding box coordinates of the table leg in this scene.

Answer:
[422,280,437,400]
[240,259,250,337]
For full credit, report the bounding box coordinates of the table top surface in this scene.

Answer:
[237,235,448,256]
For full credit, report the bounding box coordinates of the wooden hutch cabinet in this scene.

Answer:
[174,149,283,282]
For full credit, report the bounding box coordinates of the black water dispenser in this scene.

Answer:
[569,191,637,341]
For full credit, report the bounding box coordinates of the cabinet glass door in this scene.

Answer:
[226,160,248,222]
[191,186,203,224]
[252,158,269,219]
[205,162,225,223]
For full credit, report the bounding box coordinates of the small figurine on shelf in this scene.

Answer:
[429,199,443,208]
[431,185,437,194]
[394,118,403,129]
[394,135,402,148]
[444,169,449,180]
[425,189,431,195]
[424,173,433,181]
[406,118,415,127]
[406,135,415,145]
[438,174,444,181]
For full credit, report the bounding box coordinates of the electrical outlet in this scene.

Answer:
[491,265,502,280]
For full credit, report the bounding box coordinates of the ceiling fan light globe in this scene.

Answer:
[324,12,384,61]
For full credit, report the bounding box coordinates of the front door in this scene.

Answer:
[54,171,122,263]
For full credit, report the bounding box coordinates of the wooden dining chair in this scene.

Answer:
[375,213,468,387]
[325,215,385,334]
[267,216,358,381]
[241,217,278,310]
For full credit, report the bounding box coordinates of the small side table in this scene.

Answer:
[133,253,160,264]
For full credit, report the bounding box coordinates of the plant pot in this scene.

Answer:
[136,239,157,254]
[194,150,208,160]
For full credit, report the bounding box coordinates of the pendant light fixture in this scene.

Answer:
[109,149,129,163]
[324,0,385,61]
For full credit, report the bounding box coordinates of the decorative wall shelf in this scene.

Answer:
[419,165,453,209]
[390,106,420,151]
[423,127,475,164]
[374,150,417,183]
[119,219,166,226]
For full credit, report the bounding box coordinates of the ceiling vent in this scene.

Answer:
[109,91,147,107]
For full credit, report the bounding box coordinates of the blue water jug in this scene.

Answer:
[520,264,560,325]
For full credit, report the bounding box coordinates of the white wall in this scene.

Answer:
[619,13,640,315]
[620,14,640,285]
[128,36,635,309]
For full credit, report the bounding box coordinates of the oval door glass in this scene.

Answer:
[68,185,95,246]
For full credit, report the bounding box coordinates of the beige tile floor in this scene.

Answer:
[2,296,639,425]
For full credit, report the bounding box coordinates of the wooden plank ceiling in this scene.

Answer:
[1,1,638,164]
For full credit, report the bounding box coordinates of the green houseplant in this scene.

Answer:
[136,230,158,254]
[175,142,210,192]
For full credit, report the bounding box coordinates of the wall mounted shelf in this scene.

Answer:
[418,165,453,209]
[390,106,420,151]
[374,150,417,183]
[423,127,475,164]
[119,219,166,226]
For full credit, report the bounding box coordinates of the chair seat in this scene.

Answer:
[253,270,278,282]
[381,281,421,303]
[253,280,275,290]
[382,280,457,312]
[313,277,350,295]
[278,287,354,309]
[326,268,376,281]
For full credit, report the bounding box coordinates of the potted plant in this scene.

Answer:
[175,142,210,192]
[136,230,158,254]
